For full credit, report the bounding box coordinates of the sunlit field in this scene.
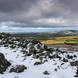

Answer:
[41,36,78,45]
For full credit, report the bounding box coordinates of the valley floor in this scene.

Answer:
[47,44,78,52]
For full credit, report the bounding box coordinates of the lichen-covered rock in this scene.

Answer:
[0,53,11,74]
[10,65,27,73]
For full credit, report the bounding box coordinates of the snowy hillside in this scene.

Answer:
[0,33,78,78]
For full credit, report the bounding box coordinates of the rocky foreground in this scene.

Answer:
[0,33,78,78]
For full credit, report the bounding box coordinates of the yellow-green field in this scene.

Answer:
[41,36,78,45]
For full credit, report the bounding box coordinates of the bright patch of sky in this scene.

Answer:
[0,27,78,33]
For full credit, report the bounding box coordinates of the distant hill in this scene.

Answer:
[56,30,78,35]
[11,30,78,40]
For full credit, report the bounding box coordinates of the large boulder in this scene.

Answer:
[0,53,11,74]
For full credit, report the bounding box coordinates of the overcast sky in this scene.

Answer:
[0,0,78,31]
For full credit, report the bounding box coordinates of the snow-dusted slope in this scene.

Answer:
[0,33,78,78]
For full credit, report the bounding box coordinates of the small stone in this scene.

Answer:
[43,71,50,75]
[34,62,42,65]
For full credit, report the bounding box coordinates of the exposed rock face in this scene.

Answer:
[10,65,27,73]
[0,53,11,74]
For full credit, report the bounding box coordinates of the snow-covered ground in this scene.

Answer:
[0,46,77,78]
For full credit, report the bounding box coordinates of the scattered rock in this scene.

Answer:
[67,55,73,59]
[74,67,78,77]
[10,65,27,73]
[43,71,50,75]
[31,40,40,44]
[34,61,42,65]
[70,61,78,66]
[54,68,58,72]
[62,58,68,62]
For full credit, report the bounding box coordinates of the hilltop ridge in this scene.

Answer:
[0,33,78,78]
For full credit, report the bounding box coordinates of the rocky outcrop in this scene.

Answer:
[0,33,78,68]
[0,53,11,74]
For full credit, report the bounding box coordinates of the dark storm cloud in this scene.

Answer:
[0,0,37,12]
[0,0,78,27]
[58,0,78,12]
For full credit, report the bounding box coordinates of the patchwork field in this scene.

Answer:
[41,36,78,45]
